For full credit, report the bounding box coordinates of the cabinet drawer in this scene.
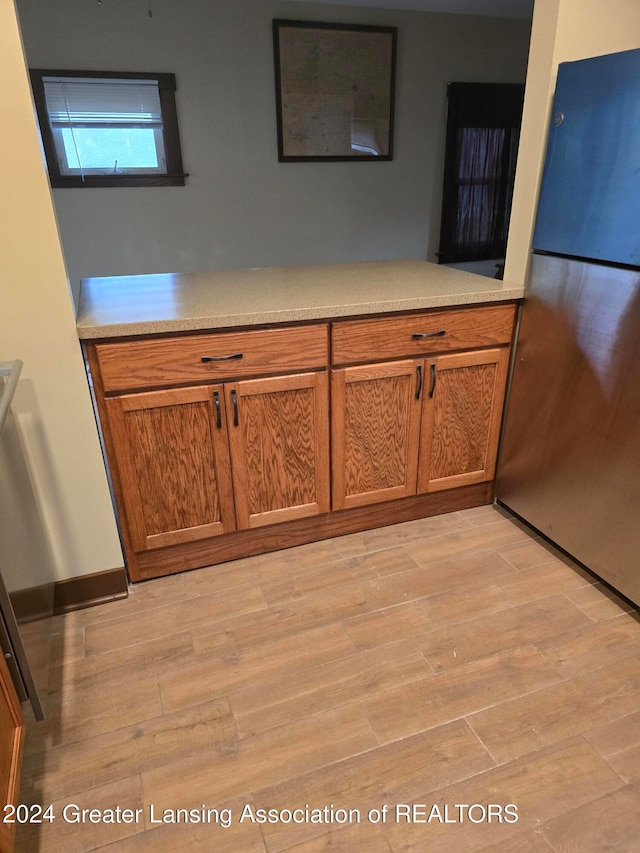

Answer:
[331,303,517,365]
[95,324,329,392]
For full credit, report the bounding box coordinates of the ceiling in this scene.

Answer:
[289,0,534,20]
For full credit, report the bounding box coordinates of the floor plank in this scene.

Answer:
[159,623,356,714]
[252,719,494,852]
[380,738,623,852]
[363,645,563,744]
[83,582,268,655]
[92,798,266,853]
[583,710,640,784]
[140,706,378,816]
[467,655,640,764]
[343,581,514,651]
[415,594,591,671]
[230,639,431,737]
[541,781,640,852]
[534,611,640,678]
[495,558,597,604]
[15,775,145,853]
[21,698,237,803]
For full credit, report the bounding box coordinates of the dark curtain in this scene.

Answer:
[437,83,524,264]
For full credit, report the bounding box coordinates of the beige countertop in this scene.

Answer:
[76,259,524,340]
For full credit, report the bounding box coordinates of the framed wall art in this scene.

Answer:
[273,19,397,162]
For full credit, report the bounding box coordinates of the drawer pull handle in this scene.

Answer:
[412,330,446,340]
[428,363,437,399]
[213,390,222,429]
[416,364,423,400]
[201,353,244,362]
[231,389,239,427]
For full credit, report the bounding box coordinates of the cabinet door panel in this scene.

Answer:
[332,361,423,509]
[419,348,509,493]
[0,655,25,853]
[226,373,330,528]
[106,386,236,550]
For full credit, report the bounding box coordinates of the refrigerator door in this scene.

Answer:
[533,47,640,267]
[496,254,640,605]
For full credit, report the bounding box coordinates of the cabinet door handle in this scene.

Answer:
[412,330,446,340]
[428,363,437,399]
[201,353,244,362]
[213,390,222,429]
[415,364,423,400]
[231,389,239,426]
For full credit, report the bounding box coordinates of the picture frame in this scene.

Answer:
[273,19,397,162]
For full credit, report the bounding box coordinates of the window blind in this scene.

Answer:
[42,77,163,127]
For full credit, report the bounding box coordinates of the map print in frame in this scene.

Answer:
[273,20,397,161]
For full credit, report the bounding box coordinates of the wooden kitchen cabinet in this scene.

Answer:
[332,349,510,511]
[0,653,24,853]
[85,302,517,581]
[105,385,237,552]
[418,347,510,493]
[331,360,422,509]
[225,372,329,528]
[89,323,331,580]
[105,371,330,557]
[331,305,516,513]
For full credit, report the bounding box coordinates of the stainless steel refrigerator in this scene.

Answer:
[496,47,640,607]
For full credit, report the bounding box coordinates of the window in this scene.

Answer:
[29,70,186,188]
[437,83,524,265]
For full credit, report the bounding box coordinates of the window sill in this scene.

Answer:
[50,174,188,189]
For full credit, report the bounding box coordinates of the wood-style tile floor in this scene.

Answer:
[16,505,640,852]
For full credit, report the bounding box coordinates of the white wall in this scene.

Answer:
[504,0,640,284]
[15,0,531,304]
[1,0,123,581]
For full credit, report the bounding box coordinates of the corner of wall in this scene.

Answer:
[503,0,561,286]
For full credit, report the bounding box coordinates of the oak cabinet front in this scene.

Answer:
[418,347,510,494]
[104,373,329,563]
[331,349,510,511]
[86,303,516,581]
[105,385,237,552]
[0,654,24,853]
[91,323,331,579]
[331,305,515,512]
[331,360,422,510]
[225,372,329,529]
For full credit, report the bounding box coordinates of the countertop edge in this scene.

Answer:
[77,287,524,340]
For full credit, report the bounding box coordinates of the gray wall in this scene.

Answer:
[16,0,530,304]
